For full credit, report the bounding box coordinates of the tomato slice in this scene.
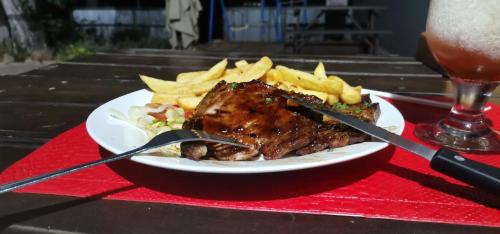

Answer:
[148,111,167,121]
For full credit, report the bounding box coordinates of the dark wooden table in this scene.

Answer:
[0,49,498,233]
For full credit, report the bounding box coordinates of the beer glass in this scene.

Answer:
[414,0,500,152]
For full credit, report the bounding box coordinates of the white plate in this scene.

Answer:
[86,89,404,174]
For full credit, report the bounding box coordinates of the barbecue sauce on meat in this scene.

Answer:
[182,81,318,160]
[181,80,379,161]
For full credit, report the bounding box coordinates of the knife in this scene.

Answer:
[282,94,500,195]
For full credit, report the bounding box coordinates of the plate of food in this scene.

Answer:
[87,57,405,173]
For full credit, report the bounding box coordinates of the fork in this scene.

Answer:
[0,130,247,194]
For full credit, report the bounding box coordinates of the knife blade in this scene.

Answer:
[282,94,500,195]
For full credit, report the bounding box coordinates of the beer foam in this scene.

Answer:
[426,0,500,59]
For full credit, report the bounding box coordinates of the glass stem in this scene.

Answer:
[441,78,497,137]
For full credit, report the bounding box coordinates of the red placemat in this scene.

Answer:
[1,100,499,227]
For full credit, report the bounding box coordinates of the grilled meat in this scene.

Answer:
[296,95,379,155]
[181,81,379,161]
[295,126,371,155]
[329,95,380,123]
[182,80,319,160]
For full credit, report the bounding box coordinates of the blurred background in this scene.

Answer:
[0,0,430,63]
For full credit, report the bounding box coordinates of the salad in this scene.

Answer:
[127,103,189,138]
[111,103,190,156]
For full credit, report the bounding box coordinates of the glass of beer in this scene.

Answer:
[414,0,500,152]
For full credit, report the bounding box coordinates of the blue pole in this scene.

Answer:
[220,0,232,40]
[260,0,265,40]
[208,0,214,42]
[275,0,282,41]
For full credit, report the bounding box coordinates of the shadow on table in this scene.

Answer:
[0,185,138,232]
[0,151,497,230]
[381,164,500,208]
[0,147,393,230]
[386,100,499,207]
[103,146,395,201]
[106,146,499,208]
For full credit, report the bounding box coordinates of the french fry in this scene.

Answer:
[185,79,221,95]
[221,73,242,83]
[277,83,291,91]
[224,68,241,76]
[228,56,273,83]
[276,65,343,95]
[278,80,299,89]
[176,71,206,83]
[177,96,204,110]
[235,60,250,72]
[140,74,181,92]
[273,80,327,102]
[328,76,362,104]
[263,69,283,86]
[190,58,228,83]
[341,87,362,104]
[143,57,364,112]
[276,79,327,102]
[295,88,328,102]
[151,93,193,104]
[141,74,220,95]
[313,62,327,79]
[326,94,339,105]
[234,56,273,83]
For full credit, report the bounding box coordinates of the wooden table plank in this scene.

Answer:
[24,63,442,83]
[0,75,143,103]
[120,48,418,62]
[12,64,453,100]
[103,50,418,62]
[70,54,441,78]
[193,42,418,61]
[0,192,498,234]
[0,102,94,143]
[1,73,453,106]
[22,63,188,81]
[0,146,36,173]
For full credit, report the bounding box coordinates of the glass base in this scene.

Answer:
[415,121,500,153]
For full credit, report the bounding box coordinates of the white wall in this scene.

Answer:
[72,9,168,39]
[225,7,323,42]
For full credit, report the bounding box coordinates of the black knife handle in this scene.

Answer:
[430,148,500,195]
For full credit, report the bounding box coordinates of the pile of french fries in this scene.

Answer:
[139,56,362,111]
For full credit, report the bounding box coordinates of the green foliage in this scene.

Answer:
[19,1,172,61]
[55,40,96,61]
[19,0,81,48]
[54,36,171,61]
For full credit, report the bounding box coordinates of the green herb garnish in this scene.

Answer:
[363,101,371,108]
[353,108,362,114]
[229,82,240,90]
[333,102,347,110]
[264,97,273,104]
